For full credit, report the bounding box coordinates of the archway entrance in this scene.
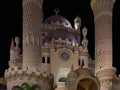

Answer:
[77,78,98,90]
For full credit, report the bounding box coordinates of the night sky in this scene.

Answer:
[0,0,120,77]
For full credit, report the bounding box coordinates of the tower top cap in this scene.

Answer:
[74,15,81,23]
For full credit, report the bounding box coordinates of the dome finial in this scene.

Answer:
[10,38,15,50]
[54,8,60,15]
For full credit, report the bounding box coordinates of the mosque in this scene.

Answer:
[0,0,120,90]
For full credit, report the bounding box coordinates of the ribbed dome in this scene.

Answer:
[44,15,72,28]
[43,28,77,44]
[75,68,93,76]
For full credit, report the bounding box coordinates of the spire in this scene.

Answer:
[10,38,16,61]
[10,38,15,51]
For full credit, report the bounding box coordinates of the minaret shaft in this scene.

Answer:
[93,0,114,73]
[92,0,116,90]
[23,0,43,69]
[95,13,112,70]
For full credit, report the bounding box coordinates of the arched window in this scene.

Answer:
[59,77,67,82]
[42,57,45,63]
[47,57,50,64]
[78,59,80,66]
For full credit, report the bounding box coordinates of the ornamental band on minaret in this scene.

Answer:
[92,0,116,90]
[23,0,43,69]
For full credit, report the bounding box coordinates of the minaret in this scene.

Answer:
[91,0,116,90]
[74,15,81,45]
[74,15,81,31]
[23,0,43,69]
[80,27,89,68]
[9,38,16,67]
[10,38,15,61]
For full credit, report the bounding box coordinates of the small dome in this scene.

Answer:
[74,16,81,23]
[67,65,77,78]
[43,28,77,44]
[44,15,72,28]
[67,70,77,79]
[75,68,93,76]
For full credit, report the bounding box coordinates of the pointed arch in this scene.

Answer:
[75,76,99,90]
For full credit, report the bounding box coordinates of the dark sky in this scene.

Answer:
[0,0,120,77]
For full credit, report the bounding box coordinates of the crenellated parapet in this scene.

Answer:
[5,66,53,80]
[42,38,79,53]
[4,66,54,90]
[9,55,22,69]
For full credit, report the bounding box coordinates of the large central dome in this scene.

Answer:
[43,14,72,28]
[42,28,77,44]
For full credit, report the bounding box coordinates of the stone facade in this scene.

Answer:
[1,0,120,90]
